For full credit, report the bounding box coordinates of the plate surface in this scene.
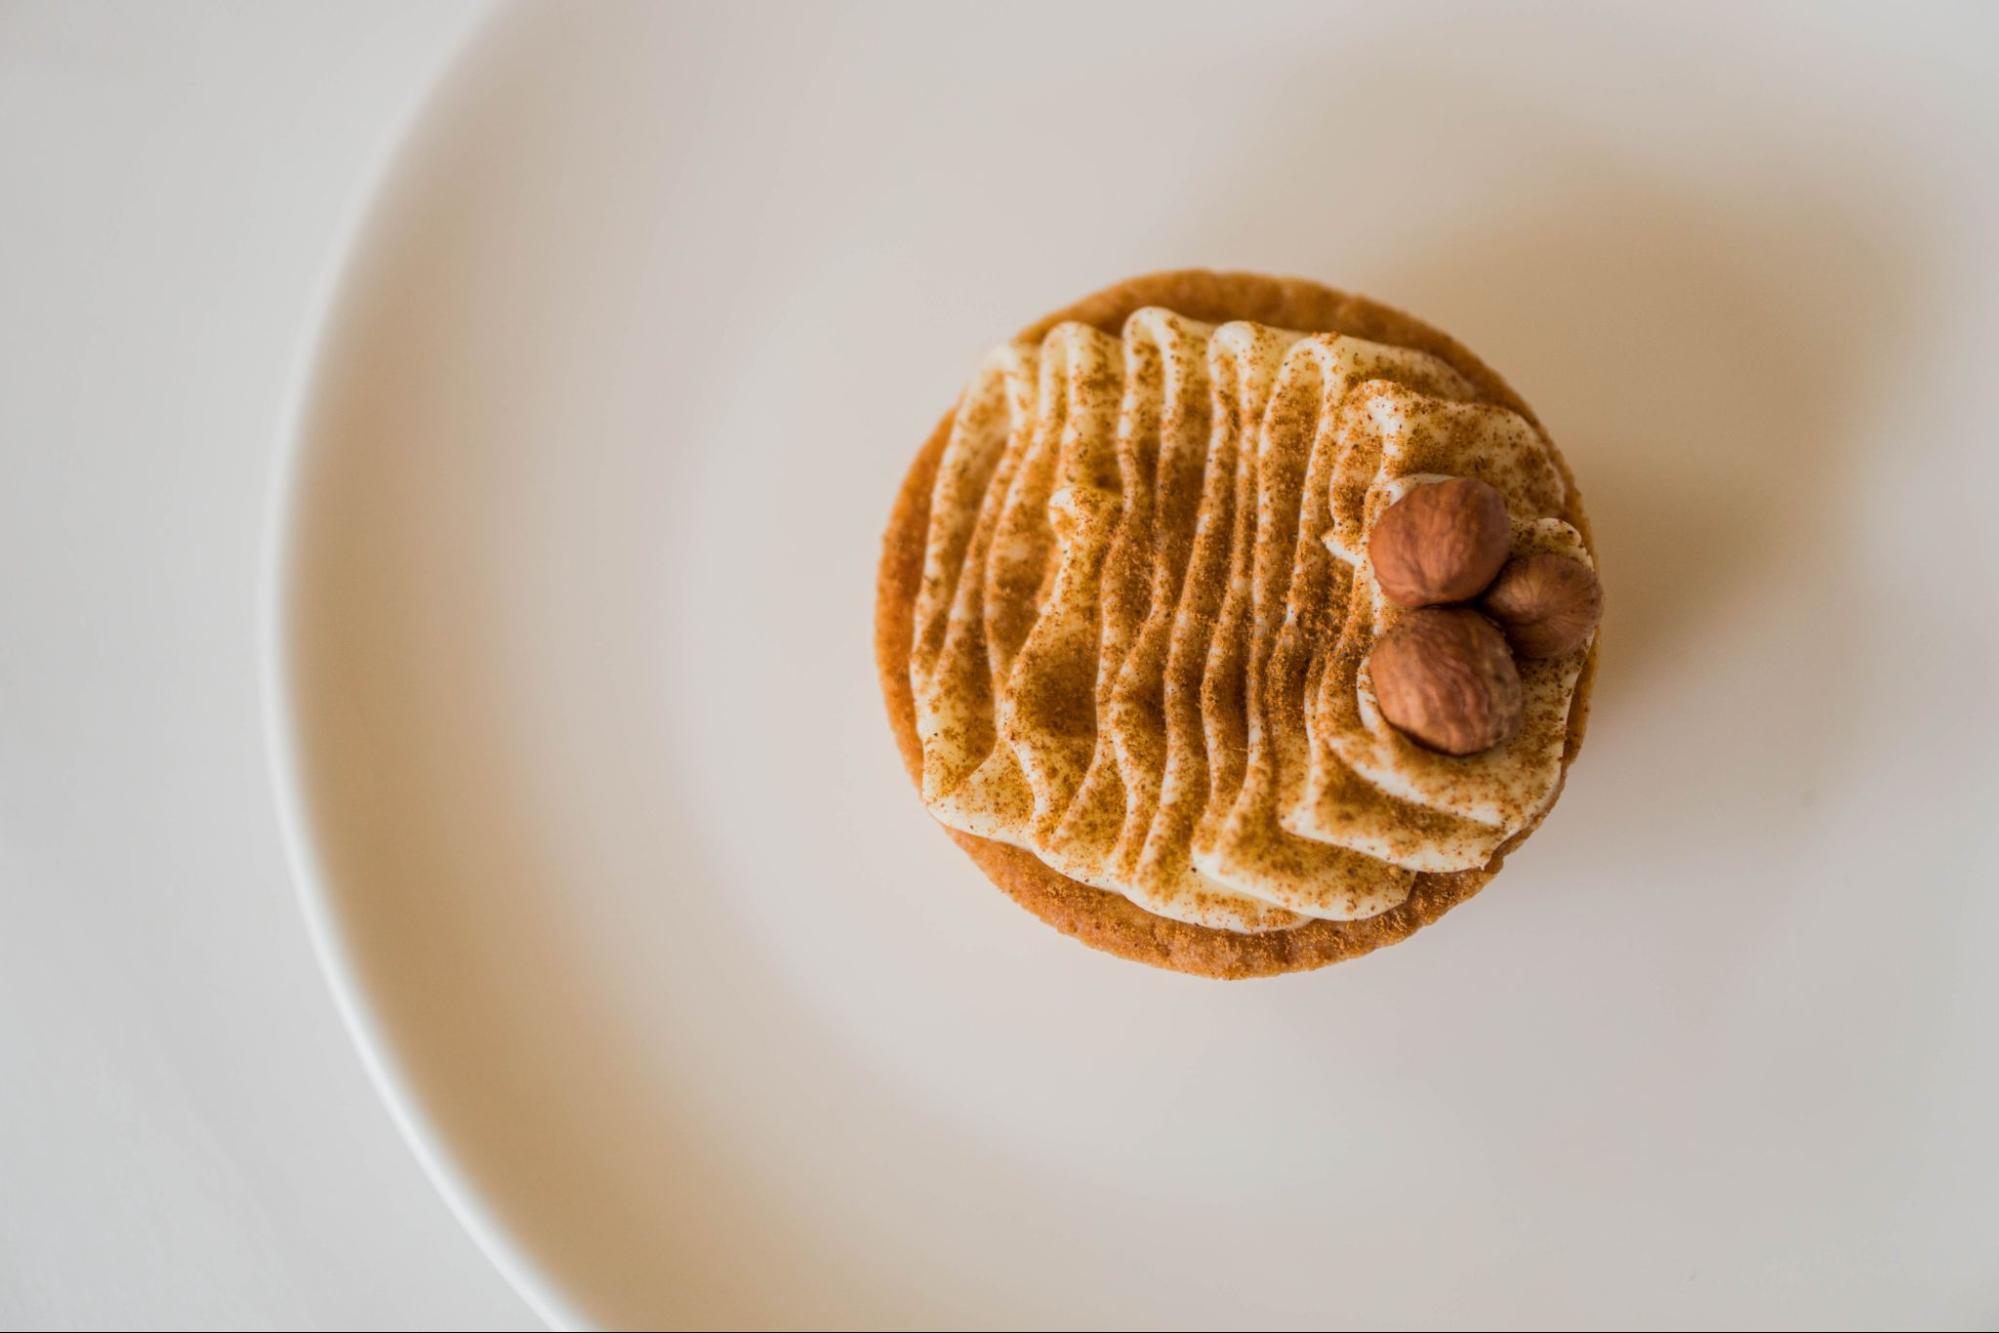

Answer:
[272,4,1999,1326]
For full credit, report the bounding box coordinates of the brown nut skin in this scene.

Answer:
[1369,608,1524,756]
[1481,552,1603,658]
[1367,478,1511,608]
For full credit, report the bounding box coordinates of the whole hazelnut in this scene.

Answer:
[1367,477,1511,609]
[1480,552,1603,658]
[1369,608,1523,756]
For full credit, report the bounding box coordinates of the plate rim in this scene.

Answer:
[255,7,580,1328]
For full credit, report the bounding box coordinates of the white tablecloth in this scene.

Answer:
[0,5,533,1326]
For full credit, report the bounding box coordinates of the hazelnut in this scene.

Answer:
[1369,608,1523,755]
[1481,552,1602,658]
[1367,477,1511,609]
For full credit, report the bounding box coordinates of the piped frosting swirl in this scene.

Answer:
[910,310,1594,934]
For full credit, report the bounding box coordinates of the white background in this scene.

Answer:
[0,5,532,1327]
[7,3,1999,1329]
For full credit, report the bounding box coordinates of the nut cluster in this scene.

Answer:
[1364,478,1601,756]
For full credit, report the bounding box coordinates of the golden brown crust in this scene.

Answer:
[875,270,1597,978]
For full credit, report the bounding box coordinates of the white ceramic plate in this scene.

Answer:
[269,4,1999,1327]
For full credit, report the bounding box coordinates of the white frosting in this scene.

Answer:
[910,311,1592,931]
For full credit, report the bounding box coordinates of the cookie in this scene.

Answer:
[875,270,1596,978]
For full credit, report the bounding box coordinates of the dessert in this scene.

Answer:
[875,270,1599,977]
